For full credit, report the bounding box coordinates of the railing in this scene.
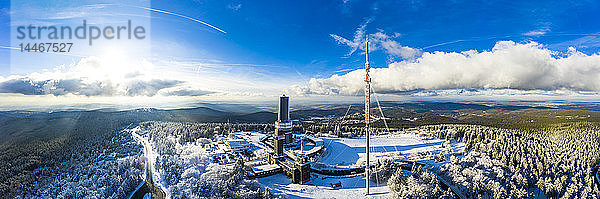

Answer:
[248,167,282,179]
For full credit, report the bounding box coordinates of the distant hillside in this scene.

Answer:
[226,111,277,123]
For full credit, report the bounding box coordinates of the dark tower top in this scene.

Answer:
[278,95,289,121]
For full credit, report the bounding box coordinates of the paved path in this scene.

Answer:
[129,127,166,199]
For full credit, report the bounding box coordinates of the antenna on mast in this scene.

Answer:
[364,37,371,195]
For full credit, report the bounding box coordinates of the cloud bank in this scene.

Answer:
[0,57,212,97]
[292,41,600,95]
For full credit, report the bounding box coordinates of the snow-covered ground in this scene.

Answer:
[259,132,464,198]
[320,133,463,166]
[258,173,390,199]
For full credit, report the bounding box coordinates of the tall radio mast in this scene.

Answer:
[364,38,371,195]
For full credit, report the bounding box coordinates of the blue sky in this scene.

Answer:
[148,0,600,78]
[2,0,600,110]
[148,0,600,69]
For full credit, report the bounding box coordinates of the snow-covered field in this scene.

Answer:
[320,133,463,166]
[259,132,464,198]
[258,173,390,199]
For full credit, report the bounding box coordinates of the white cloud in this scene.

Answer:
[330,20,421,59]
[293,41,600,95]
[0,8,9,16]
[124,79,183,96]
[370,30,422,60]
[523,26,550,37]
[228,3,242,11]
[550,35,600,50]
[523,30,547,37]
[159,87,215,97]
[330,18,371,56]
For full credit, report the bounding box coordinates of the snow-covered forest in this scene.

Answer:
[0,110,148,198]
[388,164,452,198]
[4,107,599,198]
[136,121,280,198]
[14,125,144,198]
[389,124,600,198]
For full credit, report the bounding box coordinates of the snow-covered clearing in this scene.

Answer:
[258,173,390,199]
[259,132,464,198]
[320,133,463,166]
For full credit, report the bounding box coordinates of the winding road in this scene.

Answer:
[128,127,166,199]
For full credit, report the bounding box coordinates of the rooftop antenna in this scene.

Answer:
[364,38,371,195]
